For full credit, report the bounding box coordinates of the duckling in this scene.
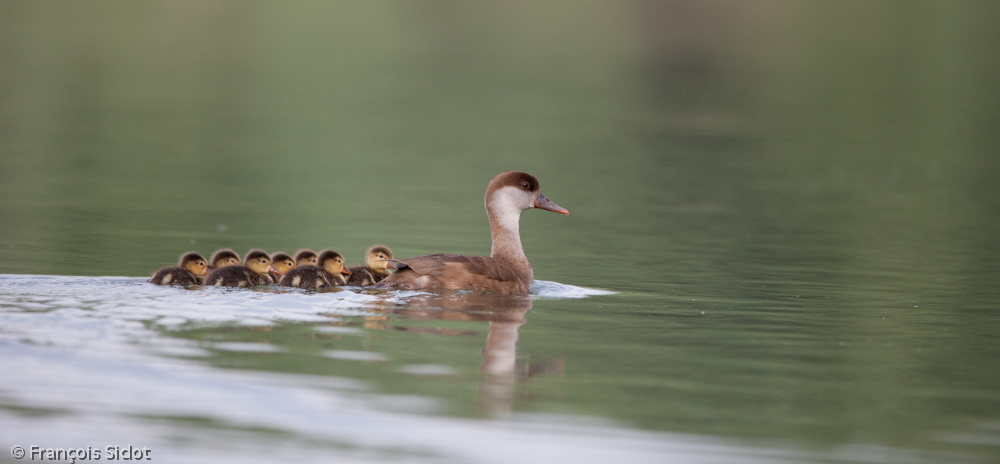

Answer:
[294,249,318,267]
[279,250,353,289]
[148,252,208,286]
[345,245,394,287]
[270,252,295,281]
[207,248,241,271]
[203,249,275,287]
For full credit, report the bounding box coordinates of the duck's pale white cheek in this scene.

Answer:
[490,187,533,227]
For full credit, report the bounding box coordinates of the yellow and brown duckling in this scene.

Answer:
[270,252,295,281]
[294,249,318,267]
[345,245,394,287]
[279,250,352,289]
[203,249,276,287]
[148,252,209,286]
[208,248,241,271]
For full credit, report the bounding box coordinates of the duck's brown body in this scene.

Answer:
[375,172,567,294]
[148,267,201,286]
[382,254,532,293]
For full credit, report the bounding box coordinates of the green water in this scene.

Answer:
[1,1,999,461]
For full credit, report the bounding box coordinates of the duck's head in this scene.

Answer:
[210,248,241,269]
[318,250,352,277]
[364,245,394,275]
[295,249,318,267]
[270,252,295,277]
[485,171,568,220]
[244,250,273,276]
[178,252,209,276]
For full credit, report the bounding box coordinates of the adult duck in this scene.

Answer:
[374,171,567,294]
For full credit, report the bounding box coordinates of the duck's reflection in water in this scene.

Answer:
[374,292,564,418]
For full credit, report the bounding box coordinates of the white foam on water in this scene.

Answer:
[531,280,616,299]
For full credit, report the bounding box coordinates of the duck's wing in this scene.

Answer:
[393,254,520,282]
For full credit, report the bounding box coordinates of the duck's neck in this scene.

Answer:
[487,203,530,274]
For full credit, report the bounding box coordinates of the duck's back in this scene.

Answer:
[278,265,334,289]
[375,254,531,293]
[149,267,201,286]
[344,266,386,287]
[203,266,269,287]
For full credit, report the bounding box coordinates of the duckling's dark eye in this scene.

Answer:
[521,181,529,189]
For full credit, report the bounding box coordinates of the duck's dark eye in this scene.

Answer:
[522,181,530,189]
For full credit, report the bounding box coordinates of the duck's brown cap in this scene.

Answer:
[316,249,344,265]
[244,249,271,263]
[486,171,539,198]
[178,252,207,266]
[210,248,240,265]
[366,245,393,258]
[271,252,293,263]
[294,249,317,262]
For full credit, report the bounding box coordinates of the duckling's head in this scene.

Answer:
[270,252,295,276]
[364,245,394,275]
[210,248,241,269]
[295,249,318,267]
[244,249,272,276]
[318,250,352,277]
[178,252,208,276]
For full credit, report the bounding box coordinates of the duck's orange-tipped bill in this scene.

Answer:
[384,260,399,270]
[268,265,283,275]
[341,268,353,275]
[535,193,568,215]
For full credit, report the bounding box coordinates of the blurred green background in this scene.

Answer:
[2,0,995,280]
[1,1,1000,459]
